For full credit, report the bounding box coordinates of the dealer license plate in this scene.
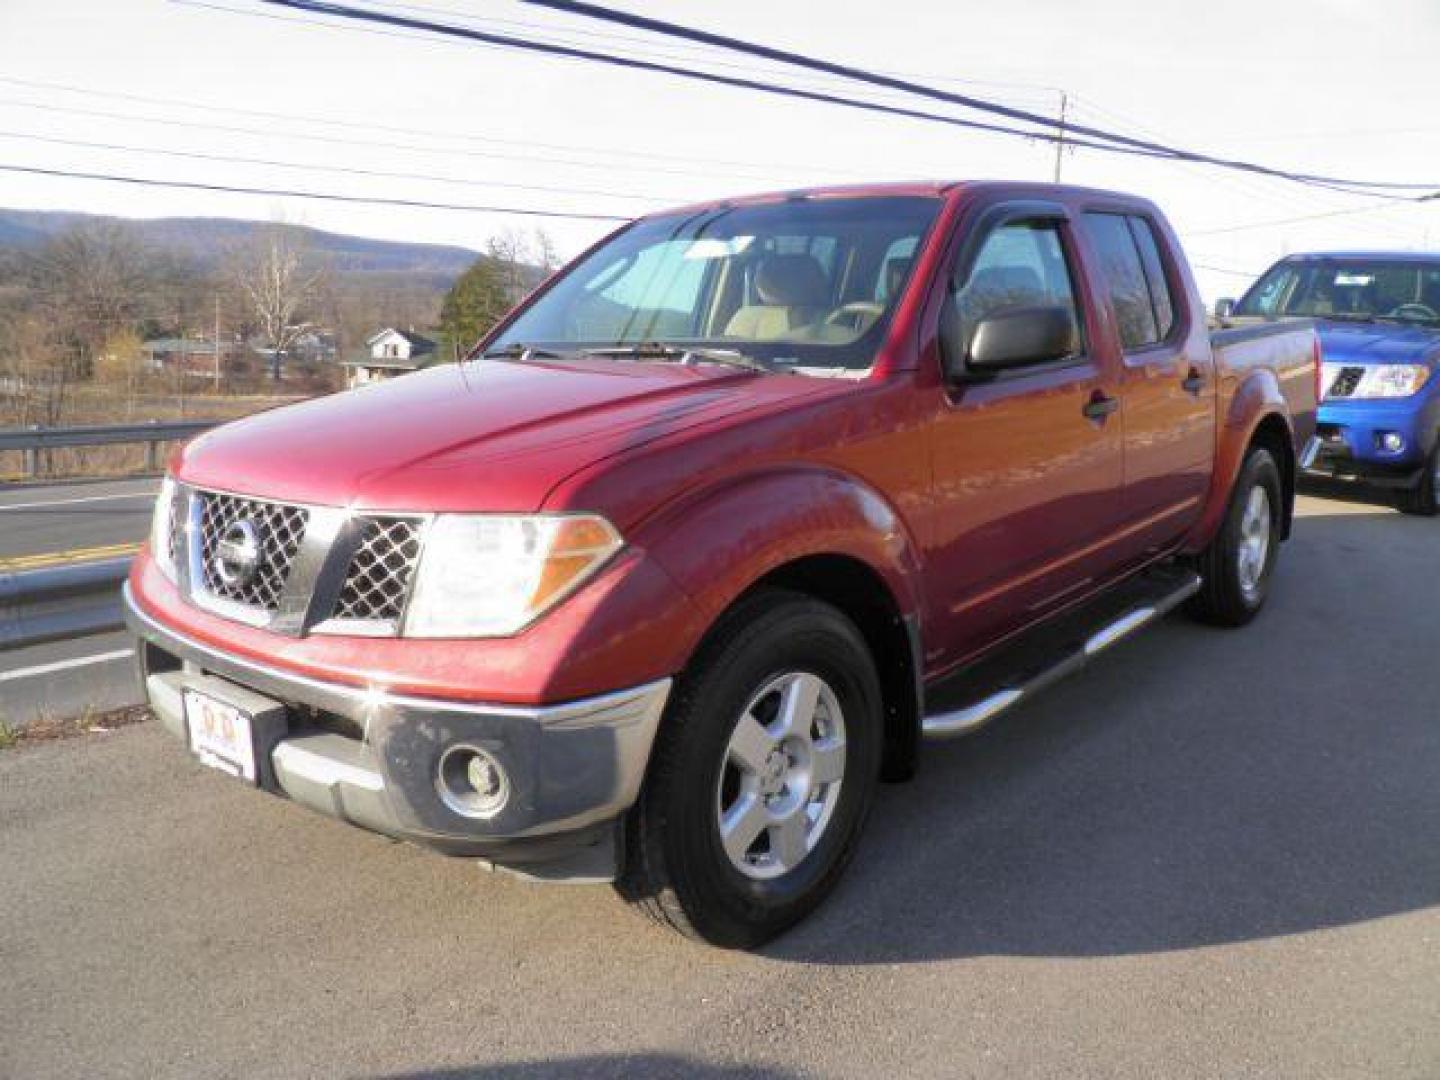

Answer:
[184,688,257,783]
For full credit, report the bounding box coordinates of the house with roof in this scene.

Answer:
[142,337,227,377]
[343,328,439,388]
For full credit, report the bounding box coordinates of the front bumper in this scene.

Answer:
[125,583,671,877]
[1302,398,1438,487]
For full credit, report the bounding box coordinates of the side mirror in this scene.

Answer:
[1214,298,1236,319]
[950,305,1077,377]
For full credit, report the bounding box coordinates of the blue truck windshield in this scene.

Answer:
[1237,259,1440,327]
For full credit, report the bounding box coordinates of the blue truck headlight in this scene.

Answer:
[1350,364,1430,399]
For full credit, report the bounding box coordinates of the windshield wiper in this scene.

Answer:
[1315,312,1376,323]
[584,343,775,373]
[481,343,566,360]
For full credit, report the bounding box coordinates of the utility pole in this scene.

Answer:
[1053,91,1069,183]
[213,294,221,392]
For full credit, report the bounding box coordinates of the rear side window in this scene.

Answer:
[1084,212,1158,349]
[1129,218,1176,340]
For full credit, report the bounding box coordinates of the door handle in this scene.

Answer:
[1182,368,1206,395]
[1083,391,1120,421]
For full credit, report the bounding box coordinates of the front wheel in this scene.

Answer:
[617,590,882,948]
[1398,443,1440,517]
[1189,446,1283,626]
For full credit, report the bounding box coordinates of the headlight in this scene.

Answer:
[405,513,623,638]
[1350,364,1431,398]
[150,477,178,582]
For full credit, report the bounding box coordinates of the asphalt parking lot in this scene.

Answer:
[2,490,1438,1079]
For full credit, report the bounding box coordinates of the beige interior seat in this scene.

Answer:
[724,254,830,339]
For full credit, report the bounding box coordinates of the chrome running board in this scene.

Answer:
[922,568,1201,740]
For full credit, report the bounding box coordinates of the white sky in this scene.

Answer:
[1,0,1438,302]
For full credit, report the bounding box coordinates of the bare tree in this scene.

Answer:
[0,314,81,427]
[532,227,561,276]
[486,229,542,305]
[231,222,326,382]
[27,220,155,373]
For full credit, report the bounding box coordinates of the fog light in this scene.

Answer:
[1379,432,1405,453]
[437,744,510,818]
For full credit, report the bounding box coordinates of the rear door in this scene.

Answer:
[1079,210,1214,551]
[925,200,1128,666]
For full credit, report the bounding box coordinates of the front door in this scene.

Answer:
[925,203,1127,670]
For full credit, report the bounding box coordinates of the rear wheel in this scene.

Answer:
[1398,443,1440,517]
[617,590,882,948]
[1189,446,1283,626]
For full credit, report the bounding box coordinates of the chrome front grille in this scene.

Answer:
[331,517,423,625]
[173,484,427,636]
[196,492,310,611]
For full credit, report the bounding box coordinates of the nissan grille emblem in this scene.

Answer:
[214,519,263,588]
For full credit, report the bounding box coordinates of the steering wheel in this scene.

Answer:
[1386,302,1439,321]
[825,302,885,332]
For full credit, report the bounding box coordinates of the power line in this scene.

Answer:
[1190,262,1263,279]
[1190,199,1436,236]
[511,0,1440,198]
[243,1,1182,165]
[0,89,954,189]
[0,130,664,204]
[0,74,854,181]
[0,163,633,221]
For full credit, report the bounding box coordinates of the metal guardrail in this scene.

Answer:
[0,557,131,650]
[0,420,215,477]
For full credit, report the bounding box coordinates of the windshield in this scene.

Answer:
[1236,258,1440,328]
[489,196,941,374]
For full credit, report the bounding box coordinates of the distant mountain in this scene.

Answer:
[0,209,482,286]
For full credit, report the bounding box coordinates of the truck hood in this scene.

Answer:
[1317,321,1440,367]
[175,358,832,513]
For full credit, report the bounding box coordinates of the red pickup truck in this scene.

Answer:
[126,181,1317,947]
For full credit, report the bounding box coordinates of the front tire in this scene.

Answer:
[1398,443,1440,517]
[1189,446,1283,626]
[617,589,882,949]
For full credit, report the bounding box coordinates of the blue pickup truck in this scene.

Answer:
[1220,252,1440,515]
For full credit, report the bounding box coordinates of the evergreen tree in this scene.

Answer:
[440,257,510,357]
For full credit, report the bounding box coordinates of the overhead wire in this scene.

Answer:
[0,163,633,221]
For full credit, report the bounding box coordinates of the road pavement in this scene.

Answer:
[2,492,1438,1079]
[0,629,138,727]
[0,476,158,563]
[0,479,154,725]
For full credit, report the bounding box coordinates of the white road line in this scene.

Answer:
[0,491,157,511]
[0,649,134,683]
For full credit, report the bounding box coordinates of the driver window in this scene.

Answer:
[952,219,1082,354]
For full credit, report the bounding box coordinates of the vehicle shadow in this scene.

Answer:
[379,1055,798,1078]
[766,505,1440,966]
[1298,475,1403,511]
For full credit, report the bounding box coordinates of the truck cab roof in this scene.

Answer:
[646,179,1157,220]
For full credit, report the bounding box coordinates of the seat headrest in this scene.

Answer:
[754,254,829,309]
[884,257,914,300]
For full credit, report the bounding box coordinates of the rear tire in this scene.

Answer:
[617,589,882,949]
[1189,446,1283,627]
[1398,443,1440,517]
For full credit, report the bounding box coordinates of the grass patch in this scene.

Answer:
[0,706,150,750]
